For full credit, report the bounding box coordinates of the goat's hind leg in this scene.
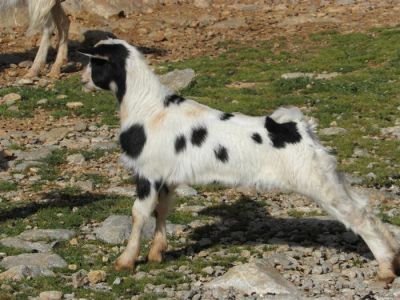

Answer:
[115,178,158,271]
[148,184,173,263]
[48,0,69,78]
[306,172,399,283]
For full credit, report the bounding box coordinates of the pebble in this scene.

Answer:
[66,102,84,109]
[87,270,106,284]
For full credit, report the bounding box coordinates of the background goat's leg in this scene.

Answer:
[48,0,69,78]
[115,188,158,271]
[148,188,173,263]
[25,19,53,78]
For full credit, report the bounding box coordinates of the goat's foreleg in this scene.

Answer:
[148,186,173,263]
[115,179,158,271]
[48,0,69,78]
[25,19,53,78]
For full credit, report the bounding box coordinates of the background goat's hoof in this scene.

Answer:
[114,258,135,272]
[147,250,164,263]
[377,262,396,284]
[24,70,39,78]
[48,70,61,79]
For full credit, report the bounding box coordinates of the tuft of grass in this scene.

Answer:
[0,181,17,192]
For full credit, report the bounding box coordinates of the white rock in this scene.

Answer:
[39,290,63,300]
[0,253,67,270]
[66,153,86,165]
[175,184,198,197]
[159,69,195,91]
[66,102,83,109]
[204,260,302,298]
[319,127,348,136]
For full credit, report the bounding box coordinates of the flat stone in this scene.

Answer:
[41,128,71,144]
[204,259,302,298]
[159,69,196,91]
[319,127,348,136]
[175,184,198,197]
[75,180,94,192]
[2,93,21,103]
[211,17,247,30]
[0,265,54,281]
[106,186,136,197]
[37,99,48,105]
[281,72,339,80]
[15,146,57,161]
[72,269,89,288]
[39,291,63,300]
[0,237,54,253]
[66,153,86,165]
[94,215,184,244]
[90,142,118,151]
[14,161,43,172]
[381,126,400,139]
[18,229,76,242]
[66,102,83,109]
[193,0,211,9]
[0,253,67,270]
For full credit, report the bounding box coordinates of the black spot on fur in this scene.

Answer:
[251,133,263,144]
[191,126,208,147]
[220,112,234,121]
[175,135,186,153]
[119,124,146,159]
[84,43,129,102]
[135,175,151,199]
[154,180,169,196]
[164,94,185,107]
[264,116,301,148]
[214,145,229,163]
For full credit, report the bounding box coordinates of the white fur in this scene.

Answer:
[85,39,400,279]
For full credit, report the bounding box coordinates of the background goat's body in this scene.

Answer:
[0,0,69,77]
[81,40,400,283]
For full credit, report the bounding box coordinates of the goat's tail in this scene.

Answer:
[27,0,56,32]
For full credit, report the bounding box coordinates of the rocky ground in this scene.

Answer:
[1,0,400,299]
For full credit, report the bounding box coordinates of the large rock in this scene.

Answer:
[0,253,67,270]
[204,260,302,299]
[159,69,196,91]
[41,128,71,144]
[94,215,185,244]
[15,146,58,161]
[0,265,54,282]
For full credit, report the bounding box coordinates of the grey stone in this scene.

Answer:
[319,127,348,136]
[18,229,76,242]
[37,99,48,105]
[66,153,85,165]
[0,265,54,281]
[193,0,210,9]
[41,127,71,144]
[73,121,87,132]
[72,269,89,288]
[159,69,196,91]
[211,17,247,30]
[0,253,67,270]
[204,260,302,298]
[106,186,136,197]
[75,180,94,192]
[0,237,54,253]
[14,161,43,172]
[381,126,400,139]
[2,93,21,103]
[15,146,57,161]
[90,142,118,151]
[39,290,63,300]
[175,184,198,197]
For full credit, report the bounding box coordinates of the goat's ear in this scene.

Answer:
[78,48,109,61]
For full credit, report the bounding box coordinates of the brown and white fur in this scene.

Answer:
[1,0,70,78]
[80,39,400,283]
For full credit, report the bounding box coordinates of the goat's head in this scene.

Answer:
[80,39,134,102]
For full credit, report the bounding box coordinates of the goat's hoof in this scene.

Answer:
[377,265,396,284]
[114,258,135,272]
[48,70,61,79]
[147,251,163,263]
[24,71,38,78]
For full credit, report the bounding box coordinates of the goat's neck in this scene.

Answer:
[119,62,168,128]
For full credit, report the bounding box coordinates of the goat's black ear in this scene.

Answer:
[78,48,109,61]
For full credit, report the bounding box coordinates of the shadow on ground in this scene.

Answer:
[166,196,372,260]
[0,30,167,74]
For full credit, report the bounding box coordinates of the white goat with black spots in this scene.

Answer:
[0,0,69,77]
[80,39,400,283]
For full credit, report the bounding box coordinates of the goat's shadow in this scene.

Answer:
[0,30,167,74]
[165,196,373,261]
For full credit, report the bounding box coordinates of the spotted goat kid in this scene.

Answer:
[80,39,400,283]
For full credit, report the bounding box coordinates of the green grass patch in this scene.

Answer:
[0,181,17,192]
